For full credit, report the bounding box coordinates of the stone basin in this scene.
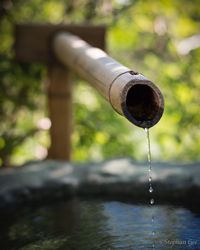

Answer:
[0,158,200,209]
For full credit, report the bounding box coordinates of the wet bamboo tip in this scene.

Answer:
[109,72,164,128]
[124,82,164,128]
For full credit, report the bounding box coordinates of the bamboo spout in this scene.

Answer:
[53,32,164,128]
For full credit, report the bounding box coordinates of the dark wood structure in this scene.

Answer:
[15,24,106,160]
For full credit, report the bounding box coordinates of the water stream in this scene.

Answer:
[145,128,155,249]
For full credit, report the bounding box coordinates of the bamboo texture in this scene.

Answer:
[53,32,164,128]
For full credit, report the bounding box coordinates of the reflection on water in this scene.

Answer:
[0,200,200,250]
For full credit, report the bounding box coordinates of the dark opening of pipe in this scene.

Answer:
[125,84,161,127]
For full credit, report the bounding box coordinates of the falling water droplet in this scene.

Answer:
[150,198,154,205]
[149,186,153,193]
[145,128,156,249]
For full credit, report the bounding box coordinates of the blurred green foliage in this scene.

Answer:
[0,0,200,167]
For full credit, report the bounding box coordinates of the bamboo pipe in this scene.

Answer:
[53,32,164,128]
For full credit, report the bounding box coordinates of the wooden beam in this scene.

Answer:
[15,23,106,161]
[46,64,72,161]
[15,23,106,63]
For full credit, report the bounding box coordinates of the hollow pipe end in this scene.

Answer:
[109,72,164,128]
[121,80,164,128]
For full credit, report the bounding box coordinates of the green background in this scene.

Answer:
[0,0,200,167]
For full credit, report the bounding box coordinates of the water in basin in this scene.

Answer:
[0,199,200,250]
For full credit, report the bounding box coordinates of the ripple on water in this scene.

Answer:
[0,200,200,250]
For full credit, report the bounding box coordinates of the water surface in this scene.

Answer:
[0,200,200,250]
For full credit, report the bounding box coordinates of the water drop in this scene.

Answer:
[150,198,154,205]
[149,186,153,193]
[145,128,156,249]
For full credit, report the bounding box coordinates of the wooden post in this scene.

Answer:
[46,64,72,160]
[15,24,106,161]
